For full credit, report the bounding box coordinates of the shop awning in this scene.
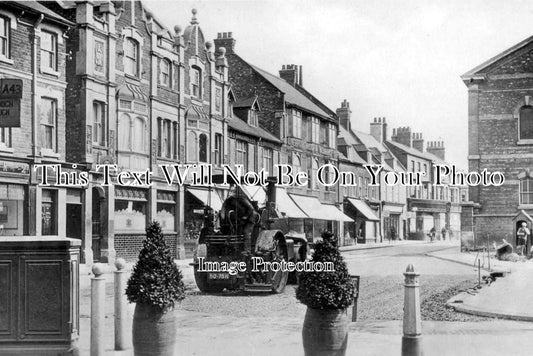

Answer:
[276,188,308,219]
[346,198,379,221]
[290,194,353,222]
[187,188,223,212]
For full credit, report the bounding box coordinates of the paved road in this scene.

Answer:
[77,242,533,356]
[343,242,476,276]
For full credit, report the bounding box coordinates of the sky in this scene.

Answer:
[145,0,533,169]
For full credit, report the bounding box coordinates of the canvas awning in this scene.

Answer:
[290,194,353,222]
[240,185,267,208]
[187,188,223,211]
[276,188,308,219]
[346,198,379,221]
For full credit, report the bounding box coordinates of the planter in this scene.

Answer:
[132,303,178,356]
[302,307,348,356]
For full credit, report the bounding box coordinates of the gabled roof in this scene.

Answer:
[11,1,74,26]
[234,96,260,110]
[338,126,384,166]
[250,65,334,121]
[385,140,435,162]
[227,117,282,145]
[462,34,533,81]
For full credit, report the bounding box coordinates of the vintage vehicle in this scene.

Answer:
[191,176,308,293]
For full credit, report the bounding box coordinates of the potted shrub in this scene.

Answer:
[126,221,186,356]
[296,232,355,356]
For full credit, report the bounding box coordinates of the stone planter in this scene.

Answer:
[302,307,348,356]
[132,303,178,356]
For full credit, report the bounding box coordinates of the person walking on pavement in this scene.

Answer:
[428,226,436,242]
[441,227,447,241]
[516,222,529,257]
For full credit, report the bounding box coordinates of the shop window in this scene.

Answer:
[115,199,146,231]
[41,189,57,235]
[157,191,176,232]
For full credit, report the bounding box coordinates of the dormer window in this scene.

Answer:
[519,105,533,141]
[249,108,258,126]
[124,38,139,76]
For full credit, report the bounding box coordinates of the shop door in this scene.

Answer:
[66,204,82,239]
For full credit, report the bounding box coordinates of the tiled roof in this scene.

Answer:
[385,140,437,162]
[250,65,334,121]
[234,96,259,109]
[227,117,282,144]
[13,1,74,25]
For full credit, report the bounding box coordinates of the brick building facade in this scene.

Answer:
[462,34,533,249]
[0,2,72,238]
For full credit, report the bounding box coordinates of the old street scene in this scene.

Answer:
[2,1,533,355]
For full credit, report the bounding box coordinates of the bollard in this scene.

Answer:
[402,264,423,356]
[114,258,129,350]
[91,263,106,356]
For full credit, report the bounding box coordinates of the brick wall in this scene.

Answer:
[115,232,178,262]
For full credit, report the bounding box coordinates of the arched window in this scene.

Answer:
[124,38,139,76]
[199,133,208,163]
[187,131,197,162]
[132,117,146,153]
[118,114,130,150]
[519,105,533,140]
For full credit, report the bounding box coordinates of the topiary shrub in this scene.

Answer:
[296,232,355,309]
[126,220,185,311]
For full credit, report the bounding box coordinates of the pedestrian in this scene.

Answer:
[516,222,529,257]
[441,227,446,241]
[428,226,436,242]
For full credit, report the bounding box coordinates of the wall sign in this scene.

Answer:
[0,79,22,128]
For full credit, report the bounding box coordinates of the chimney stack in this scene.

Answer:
[391,126,412,147]
[370,117,387,143]
[427,140,446,160]
[412,132,424,152]
[214,32,236,55]
[336,99,351,131]
[279,64,302,86]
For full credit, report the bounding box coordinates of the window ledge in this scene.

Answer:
[518,204,533,210]
[517,139,533,145]
[41,149,60,159]
[40,67,60,77]
[124,73,141,82]
[0,145,14,153]
[0,56,14,65]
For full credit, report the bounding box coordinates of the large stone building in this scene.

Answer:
[0,2,72,237]
[42,1,231,262]
[461,34,533,249]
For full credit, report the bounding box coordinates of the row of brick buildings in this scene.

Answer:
[0,1,466,264]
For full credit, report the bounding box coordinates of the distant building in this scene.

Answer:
[461,34,533,249]
[385,127,462,240]
[0,2,72,237]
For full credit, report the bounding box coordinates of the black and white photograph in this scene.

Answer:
[1,0,533,355]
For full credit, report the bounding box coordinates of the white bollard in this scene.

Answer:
[114,258,129,350]
[91,263,106,356]
[402,264,423,356]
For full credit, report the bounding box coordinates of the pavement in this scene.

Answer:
[75,239,533,355]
